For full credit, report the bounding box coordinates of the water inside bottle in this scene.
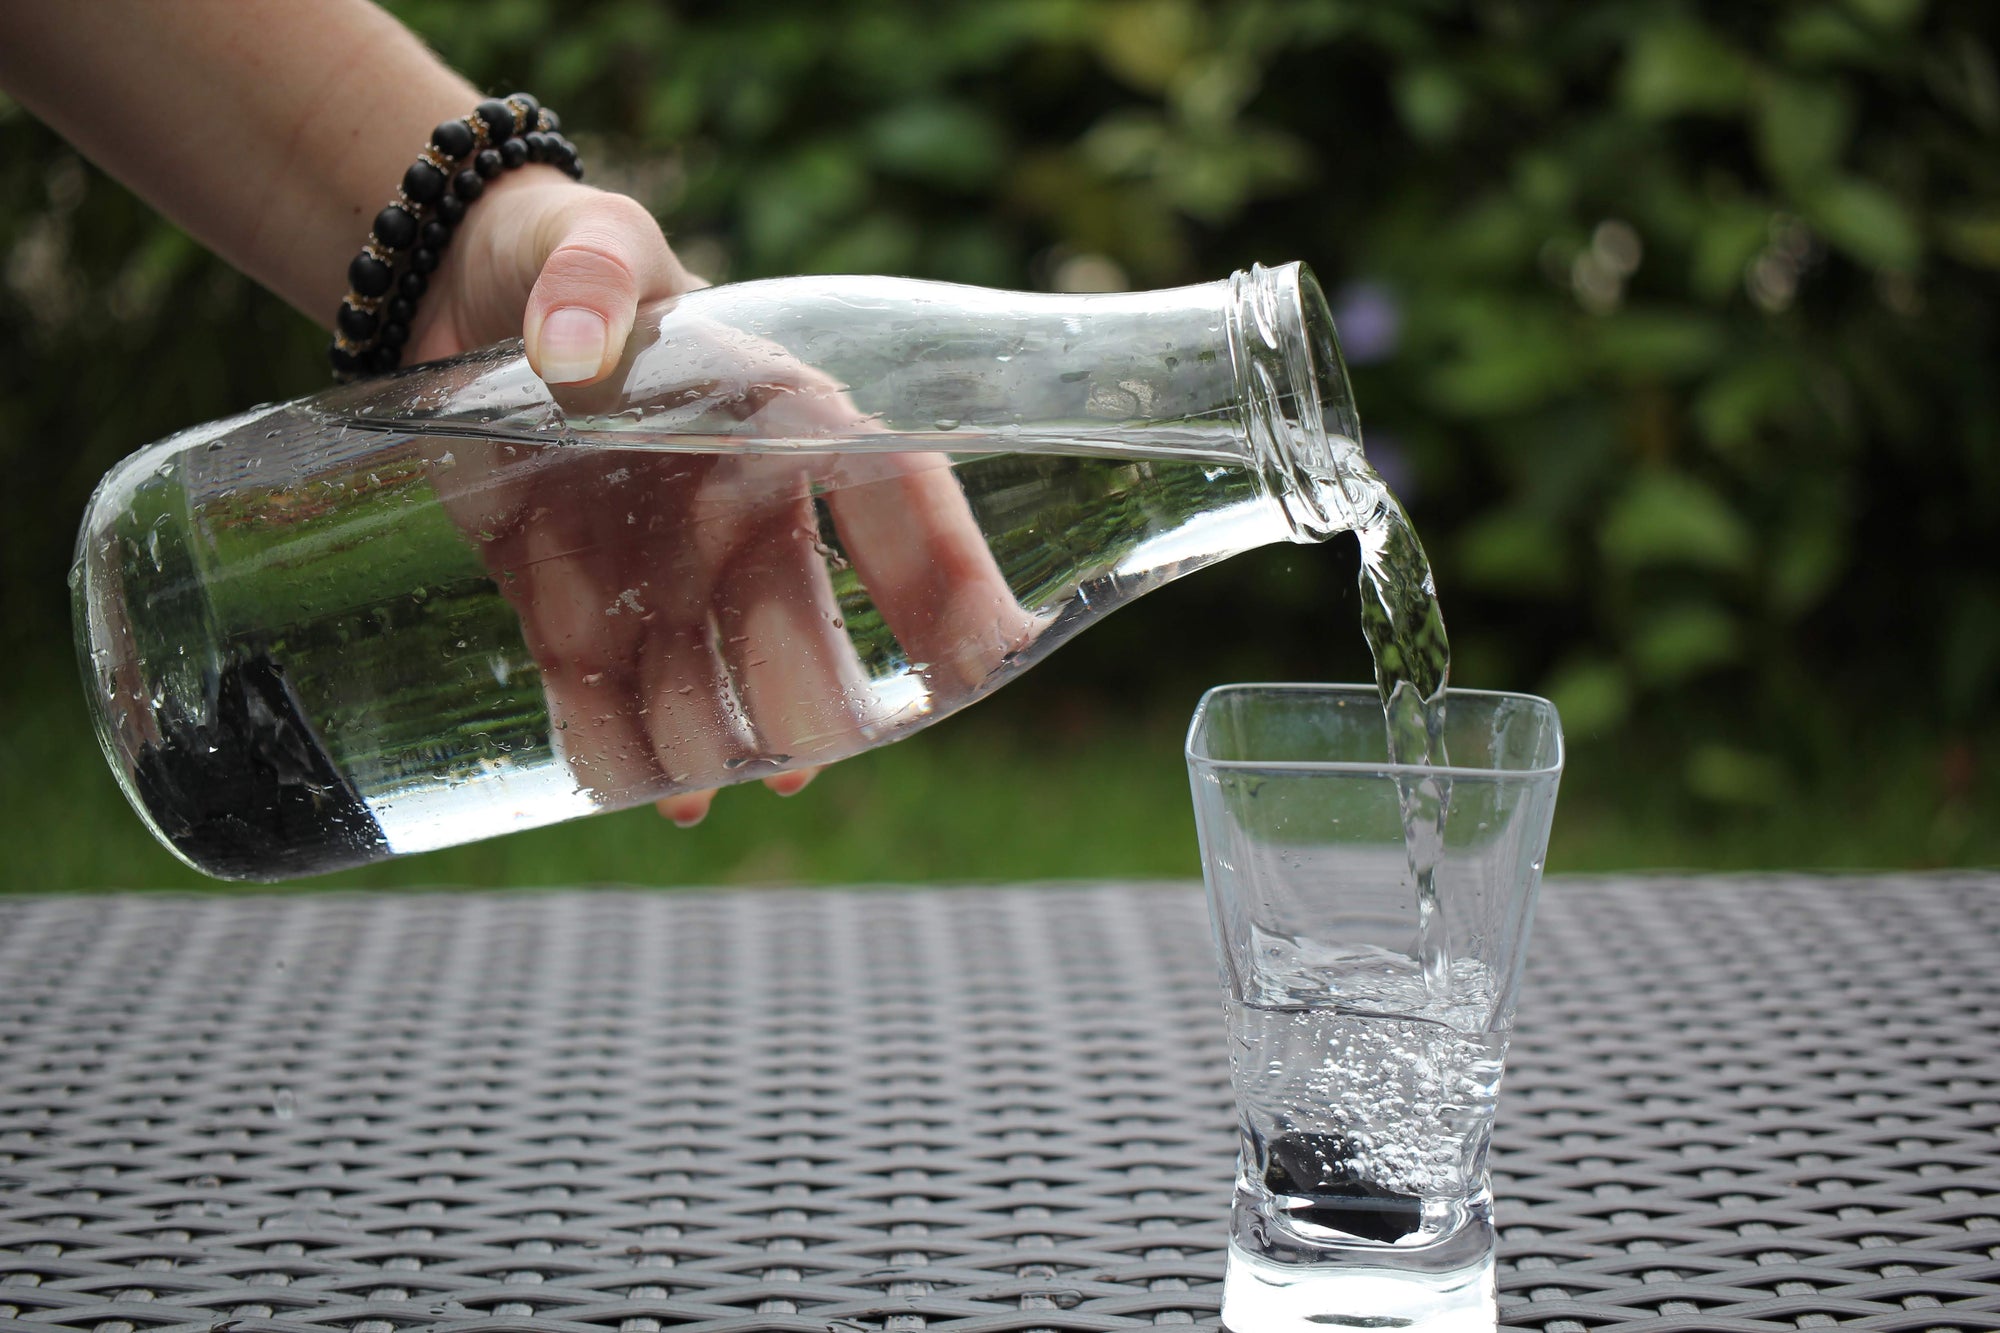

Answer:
[78,408,1326,878]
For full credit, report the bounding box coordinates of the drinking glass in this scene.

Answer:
[1186,684,1563,1332]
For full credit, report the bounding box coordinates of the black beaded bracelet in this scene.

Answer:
[330,92,583,381]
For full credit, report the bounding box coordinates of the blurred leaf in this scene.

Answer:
[1942,586,2000,723]
[1426,302,1582,416]
[1543,657,1631,738]
[1601,471,1756,572]
[1007,152,1186,277]
[1173,55,1258,129]
[1393,65,1466,144]
[1690,205,1773,304]
[644,75,706,142]
[1686,744,1784,804]
[1631,603,1742,682]
[1938,211,2000,270]
[1622,24,1753,117]
[1769,494,1851,618]
[868,102,1006,190]
[1079,111,1307,223]
[1080,111,1170,176]
[805,212,920,274]
[1095,0,1199,92]
[1435,195,1541,274]
[1801,177,1921,270]
[1931,31,2000,132]
[1693,355,1807,451]
[925,221,1016,286]
[741,142,869,262]
[1755,76,1853,188]
[1512,152,1573,213]
[1171,129,1310,221]
[1843,0,1926,28]
[1457,510,1568,595]
[114,227,199,306]
[1593,310,1730,381]
[1778,8,1884,67]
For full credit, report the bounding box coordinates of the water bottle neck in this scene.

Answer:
[1225,261,1366,543]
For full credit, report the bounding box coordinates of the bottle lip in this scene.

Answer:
[1226,261,1366,542]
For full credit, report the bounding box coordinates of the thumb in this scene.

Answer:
[522,190,691,387]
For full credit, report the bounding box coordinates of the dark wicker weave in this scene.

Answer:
[1,877,1995,1332]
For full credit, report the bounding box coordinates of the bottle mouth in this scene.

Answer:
[1227,261,1367,541]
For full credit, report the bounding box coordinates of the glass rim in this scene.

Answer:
[1185,681,1565,780]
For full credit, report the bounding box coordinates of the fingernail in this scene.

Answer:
[768,770,815,798]
[538,307,609,384]
[657,795,709,828]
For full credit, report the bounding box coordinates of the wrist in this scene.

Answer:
[406,167,583,358]
[330,94,582,377]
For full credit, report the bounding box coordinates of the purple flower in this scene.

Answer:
[1332,280,1402,365]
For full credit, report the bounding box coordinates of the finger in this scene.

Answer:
[825,453,1042,693]
[640,328,1041,696]
[502,502,663,803]
[764,767,819,797]
[524,191,691,387]
[542,661,661,804]
[638,331,1042,697]
[714,501,884,767]
[636,614,755,788]
[657,789,717,827]
[430,437,559,555]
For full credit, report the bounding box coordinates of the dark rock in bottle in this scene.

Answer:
[131,650,387,880]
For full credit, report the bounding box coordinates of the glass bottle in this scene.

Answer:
[72,261,1367,880]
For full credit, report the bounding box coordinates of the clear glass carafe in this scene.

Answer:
[72,261,1365,880]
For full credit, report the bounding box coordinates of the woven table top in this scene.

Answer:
[0,876,1995,1332]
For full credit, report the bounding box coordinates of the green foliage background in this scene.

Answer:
[3,0,1995,885]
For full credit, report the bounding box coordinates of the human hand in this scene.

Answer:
[411,170,701,385]
[416,173,1039,827]
[415,170,806,824]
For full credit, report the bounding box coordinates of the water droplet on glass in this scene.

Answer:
[272,1088,296,1120]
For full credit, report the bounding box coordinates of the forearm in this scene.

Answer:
[0,0,477,325]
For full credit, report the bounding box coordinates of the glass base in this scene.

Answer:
[1221,1239,1496,1332]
